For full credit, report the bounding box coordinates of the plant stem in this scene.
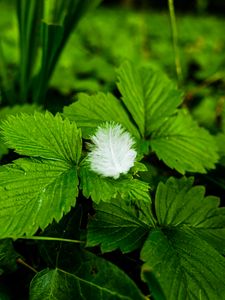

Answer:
[17,258,38,273]
[168,0,183,84]
[12,236,85,244]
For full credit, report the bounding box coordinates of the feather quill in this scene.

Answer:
[87,123,137,179]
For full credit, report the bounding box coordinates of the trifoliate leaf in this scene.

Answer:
[1,111,81,163]
[29,250,144,300]
[141,227,225,300]
[63,92,140,138]
[140,176,225,299]
[79,163,151,203]
[0,158,79,238]
[150,110,219,174]
[87,198,152,253]
[155,176,225,254]
[116,61,183,137]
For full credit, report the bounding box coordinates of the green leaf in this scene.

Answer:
[141,227,225,300]
[34,0,103,103]
[17,0,44,101]
[33,22,64,102]
[155,176,225,254]
[215,133,225,160]
[0,239,19,275]
[140,176,225,298]
[0,104,42,119]
[1,111,82,163]
[0,111,81,238]
[87,199,152,253]
[116,61,183,137]
[0,104,42,159]
[0,139,8,160]
[63,92,140,139]
[29,250,144,300]
[0,158,78,238]
[79,163,151,203]
[150,110,219,174]
[142,265,166,300]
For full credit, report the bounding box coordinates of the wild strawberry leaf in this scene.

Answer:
[0,104,42,120]
[1,111,81,163]
[29,250,145,300]
[116,61,183,137]
[150,110,219,174]
[142,266,166,300]
[63,92,140,139]
[0,112,82,238]
[141,227,225,300]
[140,176,225,299]
[155,176,225,254]
[0,158,78,238]
[0,104,42,159]
[63,61,218,174]
[79,163,151,203]
[87,199,152,253]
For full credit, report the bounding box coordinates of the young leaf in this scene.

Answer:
[29,250,144,300]
[79,163,151,203]
[141,227,225,300]
[150,110,219,174]
[1,111,82,163]
[0,158,78,238]
[87,199,152,253]
[63,92,140,139]
[155,176,225,254]
[116,61,183,137]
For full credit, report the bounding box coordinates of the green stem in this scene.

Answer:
[168,0,183,84]
[12,236,84,244]
[17,258,38,273]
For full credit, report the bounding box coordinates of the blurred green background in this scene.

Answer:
[0,0,224,129]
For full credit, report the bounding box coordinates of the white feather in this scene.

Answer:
[87,122,137,179]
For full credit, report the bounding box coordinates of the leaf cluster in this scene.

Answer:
[0,59,224,299]
[0,3,225,300]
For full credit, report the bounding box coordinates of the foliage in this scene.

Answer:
[64,61,218,174]
[0,1,225,299]
[30,249,145,300]
[0,0,102,104]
